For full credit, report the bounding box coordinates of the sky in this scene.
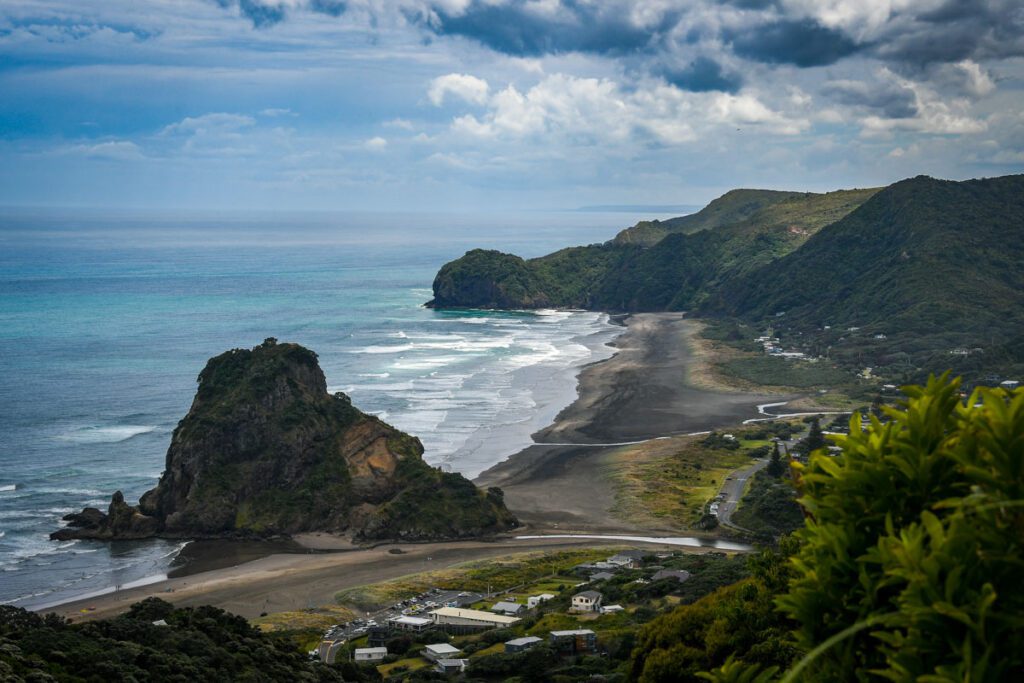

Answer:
[1,0,1023,212]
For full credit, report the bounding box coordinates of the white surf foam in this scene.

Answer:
[0,484,15,493]
[56,425,161,444]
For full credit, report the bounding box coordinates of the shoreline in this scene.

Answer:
[474,313,790,533]
[33,312,788,621]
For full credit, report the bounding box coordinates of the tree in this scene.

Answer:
[693,376,1024,682]
[765,443,785,477]
[801,417,826,453]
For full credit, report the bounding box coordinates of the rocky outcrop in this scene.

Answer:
[52,338,516,543]
[428,249,553,309]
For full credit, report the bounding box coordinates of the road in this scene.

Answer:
[715,431,804,534]
[715,457,770,531]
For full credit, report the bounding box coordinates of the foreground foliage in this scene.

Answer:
[633,377,1023,682]
[0,598,343,682]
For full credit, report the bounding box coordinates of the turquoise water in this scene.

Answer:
[0,209,651,608]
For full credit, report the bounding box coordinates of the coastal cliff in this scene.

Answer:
[52,339,516,543]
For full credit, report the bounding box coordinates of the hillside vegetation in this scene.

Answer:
[632,378,1024,682]
[429,174,1024,382]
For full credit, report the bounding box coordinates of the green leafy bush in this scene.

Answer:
[778,375,1024,681]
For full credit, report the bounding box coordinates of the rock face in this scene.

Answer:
[52,339,516,542]
[428,249,553,309]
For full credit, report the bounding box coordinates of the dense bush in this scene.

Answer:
[0,599,343,682]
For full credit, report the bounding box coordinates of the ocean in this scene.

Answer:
[0,208,662,609]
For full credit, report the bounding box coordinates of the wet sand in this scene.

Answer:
[49,536,693,622]
[475,313,787,532]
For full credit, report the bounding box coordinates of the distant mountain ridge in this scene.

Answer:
[428,174,1024,380]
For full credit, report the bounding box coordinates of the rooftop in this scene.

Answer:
[425,643,461,655]
[389,615,432,625]
[491,601,522,612]
[574,591,602,600]
[429,607,521,624]
[355,647,388,655]
[506,636,543,646]
[551,629,596,637]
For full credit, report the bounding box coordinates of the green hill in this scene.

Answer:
[429,187,878,311]
[704,175,1024,379]
[429,174,1023,381]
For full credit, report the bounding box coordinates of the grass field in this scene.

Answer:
[334,549,614,611]
[607,435,754,529]
[252,604,356,633]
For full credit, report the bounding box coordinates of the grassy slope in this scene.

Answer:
[705,175,1024,380]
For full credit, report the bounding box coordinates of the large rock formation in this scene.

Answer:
[52,339,516,542]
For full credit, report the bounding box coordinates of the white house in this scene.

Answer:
[423,643,461,662]
[571,590,603,613]
[527,593,555,608]
[354,647,387,663]
[435,659,469,674]
[388,615,432,632]
[607,550,647,568]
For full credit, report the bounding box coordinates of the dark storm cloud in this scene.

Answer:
[217,0,347,28]
[658,57,742,93]
[822,80,918,119]
[727,19,862,67]
[424,1,670,57]
[878,0,1024,67]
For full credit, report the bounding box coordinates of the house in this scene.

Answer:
[652,569,692,583]
[608,550,647,568]
[422,643,461,662]
[505,636,543,654]
[354,647,387,663]
[549,629,597,655]
[590,571,616,582]
[429,607,520,633]
[388,615,432,632]
[1000,380,1020,391]
[490,601,525,616]
[599,604,624,614]
[570,590,603,613]
[435,659,469,674]
[526,593,555,608]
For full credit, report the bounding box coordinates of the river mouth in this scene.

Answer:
[512,533,752,552]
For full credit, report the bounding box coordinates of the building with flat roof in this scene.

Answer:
[550,629,597,655]
[435,659,469,674]
[422,643,461,662]
[388,615,432,632]
[505,636,543,654]
[354,647,387,663]
[429,607,520,633]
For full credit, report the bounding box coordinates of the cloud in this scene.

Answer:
[160,112,256,136]
[728,18,862,67]
[442,72,807,145]
[364,135,388,149]
[62,140,144,161]
[419,1,671,57]
[658,56,742,93]
[428,73,490,105]
[822,77,918,119]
